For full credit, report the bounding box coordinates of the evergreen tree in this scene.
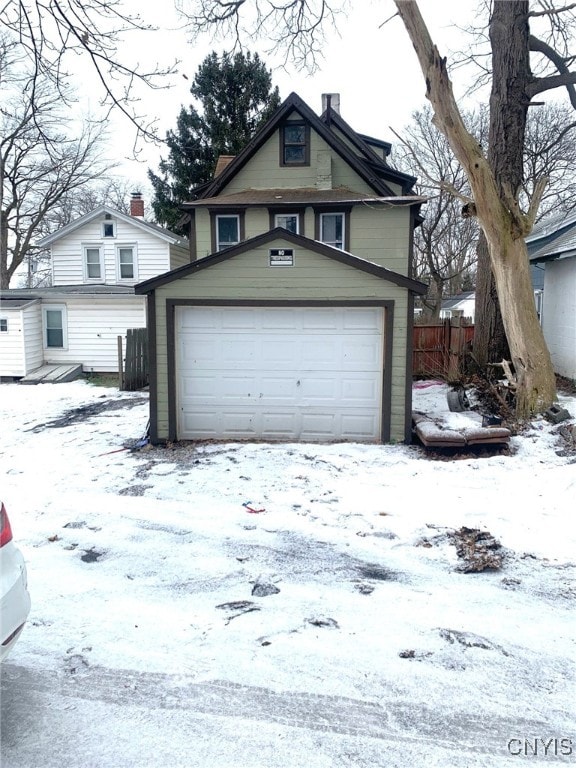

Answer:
[149,51,280,233]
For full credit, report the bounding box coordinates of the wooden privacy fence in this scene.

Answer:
[413,317,474,380]
[118,328,148,391]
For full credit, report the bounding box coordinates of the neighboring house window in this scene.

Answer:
[280,122,310,166]
[319,212,345,250]
[211,212,245,252]
[102,221,116,238]
[43,306,67,349]
[117,245,137,280]
[83,245,104,280]
[0,318,7,332]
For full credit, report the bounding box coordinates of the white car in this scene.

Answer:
[1,500,31,661]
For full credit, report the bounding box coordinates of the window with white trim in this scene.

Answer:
[274,214,299,234]
[216,215,240,250]
[83,245,103,280]
[43,306,67,349]
[116,245,137,280]
[0,318,7,332]
[102,221,116,238]
[320,212,345,249]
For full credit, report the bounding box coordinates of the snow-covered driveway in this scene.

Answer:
[1,380,575,767]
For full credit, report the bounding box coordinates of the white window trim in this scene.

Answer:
[115,243,138,281]
[274,213,300,234]
[216,214,240,251]
[42,305,68,350]
[101,221,116,238]
[0,318,7,332]
[82,244,104,282]
[320,212,345,250]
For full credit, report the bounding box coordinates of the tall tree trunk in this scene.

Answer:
[394,0,557,417]
[472,231,509,366]
[0,209,9,289]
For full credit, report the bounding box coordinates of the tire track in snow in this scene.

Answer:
[2,662,569,762]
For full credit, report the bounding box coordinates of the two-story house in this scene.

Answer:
[136,93,427,444]
[0,194,189,379]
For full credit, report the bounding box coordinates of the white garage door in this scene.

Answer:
[176,306,384,441]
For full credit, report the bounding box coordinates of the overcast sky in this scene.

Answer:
[80,1,484,202]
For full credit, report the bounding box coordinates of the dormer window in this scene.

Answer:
[281,122,310,166]
[102,221,116,238]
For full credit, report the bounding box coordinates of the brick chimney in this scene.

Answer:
[130,191,144,218]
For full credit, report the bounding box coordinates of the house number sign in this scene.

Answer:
[269,248,294,266]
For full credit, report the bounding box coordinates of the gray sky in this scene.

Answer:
[82,1,483,200]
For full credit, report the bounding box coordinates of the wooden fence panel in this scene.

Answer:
[413,319,474,379]
[121,328,148,391]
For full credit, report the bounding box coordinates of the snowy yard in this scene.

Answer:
[1,379,575,767]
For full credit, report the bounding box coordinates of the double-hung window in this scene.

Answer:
[0,318,7,332]
[43,306,67,349]
[117,245,137,280]
[319,212,345,250]
[281,122,309,166]
[274,214,299,234]
[216,214,240,251]
[83,245,103,280]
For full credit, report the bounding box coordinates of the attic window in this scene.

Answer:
[280,122,310,166]
[102,221,116,238]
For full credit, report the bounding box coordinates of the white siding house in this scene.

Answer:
[0,198,189,378]
[0,299,43,377]
[528,212,576,380]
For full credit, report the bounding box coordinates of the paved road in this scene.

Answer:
[2,661,570,767]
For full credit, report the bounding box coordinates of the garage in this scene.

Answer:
[176,305,384,441]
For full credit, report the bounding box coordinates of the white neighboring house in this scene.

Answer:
[528,211,576,380]
[439,291,475,322]
[0,196,189,378]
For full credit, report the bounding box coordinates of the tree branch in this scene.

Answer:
[528,34,576,108]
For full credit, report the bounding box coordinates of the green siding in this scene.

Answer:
[194,196,411,270]
[222,129,377,195]
[150,241,411,443]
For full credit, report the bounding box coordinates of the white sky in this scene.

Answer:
[78,0,485,201]
[2,378,575,765]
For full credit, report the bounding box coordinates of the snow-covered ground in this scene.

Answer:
[1,379,575,767]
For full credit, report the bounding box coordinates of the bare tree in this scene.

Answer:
[0,1,177,143]
[522,101,576,219]
[394,106,480,319]
[399,99,576,323]
[1,46,112,288]
[393,0,576,415]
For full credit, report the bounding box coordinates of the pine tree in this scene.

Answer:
[149,51,280,233]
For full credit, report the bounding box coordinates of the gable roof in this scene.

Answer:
[527,212,576,264]
[36,206,189,248]
[135,228,427,295]
[318,106,416,193]
[184,92,417,206]
[441,291,475,311]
